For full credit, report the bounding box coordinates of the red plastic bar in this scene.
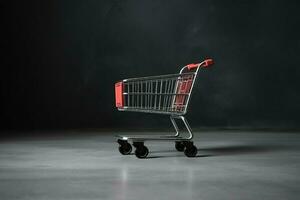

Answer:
[187,58,214,70]
[115,81,124,108]
[202,59,214,68]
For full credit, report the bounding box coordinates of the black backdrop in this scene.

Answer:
[2,0,300,131]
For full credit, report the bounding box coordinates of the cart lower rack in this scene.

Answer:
[115,58,213,158]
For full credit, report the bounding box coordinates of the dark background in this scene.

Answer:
[2,0,300,132]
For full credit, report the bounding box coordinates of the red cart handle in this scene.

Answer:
[187,58,214,70]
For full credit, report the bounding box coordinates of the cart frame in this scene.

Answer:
[115,59,213,158]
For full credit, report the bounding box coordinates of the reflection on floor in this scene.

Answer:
[0,130,299,200]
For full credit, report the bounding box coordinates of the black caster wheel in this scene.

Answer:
[175,141,185,152]
[134,144,149,159]
[184,144,197,157]
[117,140,132,155]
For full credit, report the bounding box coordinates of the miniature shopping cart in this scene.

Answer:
[115,59,213,158]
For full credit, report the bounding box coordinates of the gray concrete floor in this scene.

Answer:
[0,130,299,200]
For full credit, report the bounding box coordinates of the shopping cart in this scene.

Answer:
[115,58,213,158]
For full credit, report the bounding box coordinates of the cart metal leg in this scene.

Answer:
[171,115,193,140]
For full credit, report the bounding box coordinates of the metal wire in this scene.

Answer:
[122,72,196,115]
